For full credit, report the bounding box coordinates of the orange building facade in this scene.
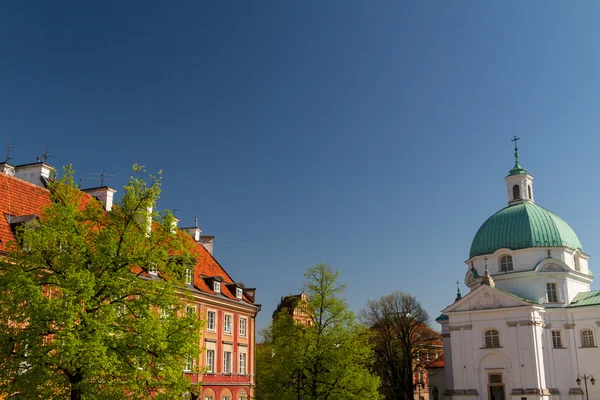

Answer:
[0,161,261,400]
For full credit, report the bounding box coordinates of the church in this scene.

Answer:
[438,139,599,400]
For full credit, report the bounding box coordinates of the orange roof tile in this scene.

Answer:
[0,174,52,252]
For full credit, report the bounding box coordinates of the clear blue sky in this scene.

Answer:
[2,2,600,332]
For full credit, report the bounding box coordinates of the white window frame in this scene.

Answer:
[546,282,558,303]
[223,351,232,374]
[499,255,513,272]
[185,268,193,285]
[236,287,243,299]
[224,314,233,334]
[186,305,196,316]
[551,330,562,348]
[207,310,216,331]
[484,329,500,348]
[184,355,193,372]
[206,349,215,373]
[148,262,158,276]
[582,329,596,348]
[213,281,221,293]
[239,318,247,337]
[239,352,247,375]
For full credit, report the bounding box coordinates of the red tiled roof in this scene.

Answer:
[0,174,52,252]
[0,172,254,305]
[427,353,444,368]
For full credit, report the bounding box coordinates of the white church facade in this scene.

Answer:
[438,140,599,400]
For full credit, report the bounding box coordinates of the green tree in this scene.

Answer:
[256,263,381,400]
[0,166,203,400]
[360,291,440,400]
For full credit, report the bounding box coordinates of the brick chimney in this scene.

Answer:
[82,187,117,212]
[14,162,55,187]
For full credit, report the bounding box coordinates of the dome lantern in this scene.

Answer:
[505,135,534,205]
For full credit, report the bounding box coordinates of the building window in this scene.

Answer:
[184,356,193,372]
[207,311,216,331]
[546,283,558,303]
[206,349,215,373]
[223,351,232,374]
[213,281,221,293]
[513,185,520,200]
[186,305,195,316]
[222,397,230,400]
[148,262,158,276]
[484,329,500,348]
[551,331,562,348]
[582,329,596,348]
[528,185,532,199]
[236,287,243,299]
[239,353,247,374]
[500,255,513,272]
[574,256,581,271]
[224,314,233,334]
[185,268,193,285]
[239,318,247,337]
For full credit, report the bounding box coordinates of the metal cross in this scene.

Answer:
[511,135,520,152]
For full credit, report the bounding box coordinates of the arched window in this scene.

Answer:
[513,185,521,200]
[484,329,500,348]
[574,256,581,271]
[528,185,532,199]
[500,255,513,272]
[581,329,596,348]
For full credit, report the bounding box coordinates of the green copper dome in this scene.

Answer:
[470,202,583,258]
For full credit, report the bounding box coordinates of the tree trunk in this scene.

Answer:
[69,372,84,400]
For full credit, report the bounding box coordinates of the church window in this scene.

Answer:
[574,256,580,271]
[513,185,520,200]
[528,185,532,199]
[500,255,513,272]
[581,329,595,348]
[484,329,500,347]
[551,331,562,348]
[546,283,558,303]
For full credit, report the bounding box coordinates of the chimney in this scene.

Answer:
[14,162,55,187]
[184,226,202,241]
[82,187,117,211]
[198,236,214,255]
[0,162,15,176]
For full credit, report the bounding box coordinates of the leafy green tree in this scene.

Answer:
[256,263,381,400]
[360,291,439,400]
[0,165,203,400]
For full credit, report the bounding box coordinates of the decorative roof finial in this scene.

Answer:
[194,216,198,228]
[482,257,495,287]
[508,135,527,176]
[455,280,462,302]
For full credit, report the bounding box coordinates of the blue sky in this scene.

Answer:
[2,2,600,332]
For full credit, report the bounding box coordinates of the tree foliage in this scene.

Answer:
[256,263,381,400]
[360,291,440,400]
[0,165,203,399]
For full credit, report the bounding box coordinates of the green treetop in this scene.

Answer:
[256,263,381,400]
[0,165,203,400]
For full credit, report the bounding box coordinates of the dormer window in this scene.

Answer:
[185,268,193,285]
[499,255,513,272]
[213,281,221,293]
[148,263,158,276]
[236,288,243,299]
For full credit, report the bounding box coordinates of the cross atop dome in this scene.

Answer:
[508,135,527,176]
